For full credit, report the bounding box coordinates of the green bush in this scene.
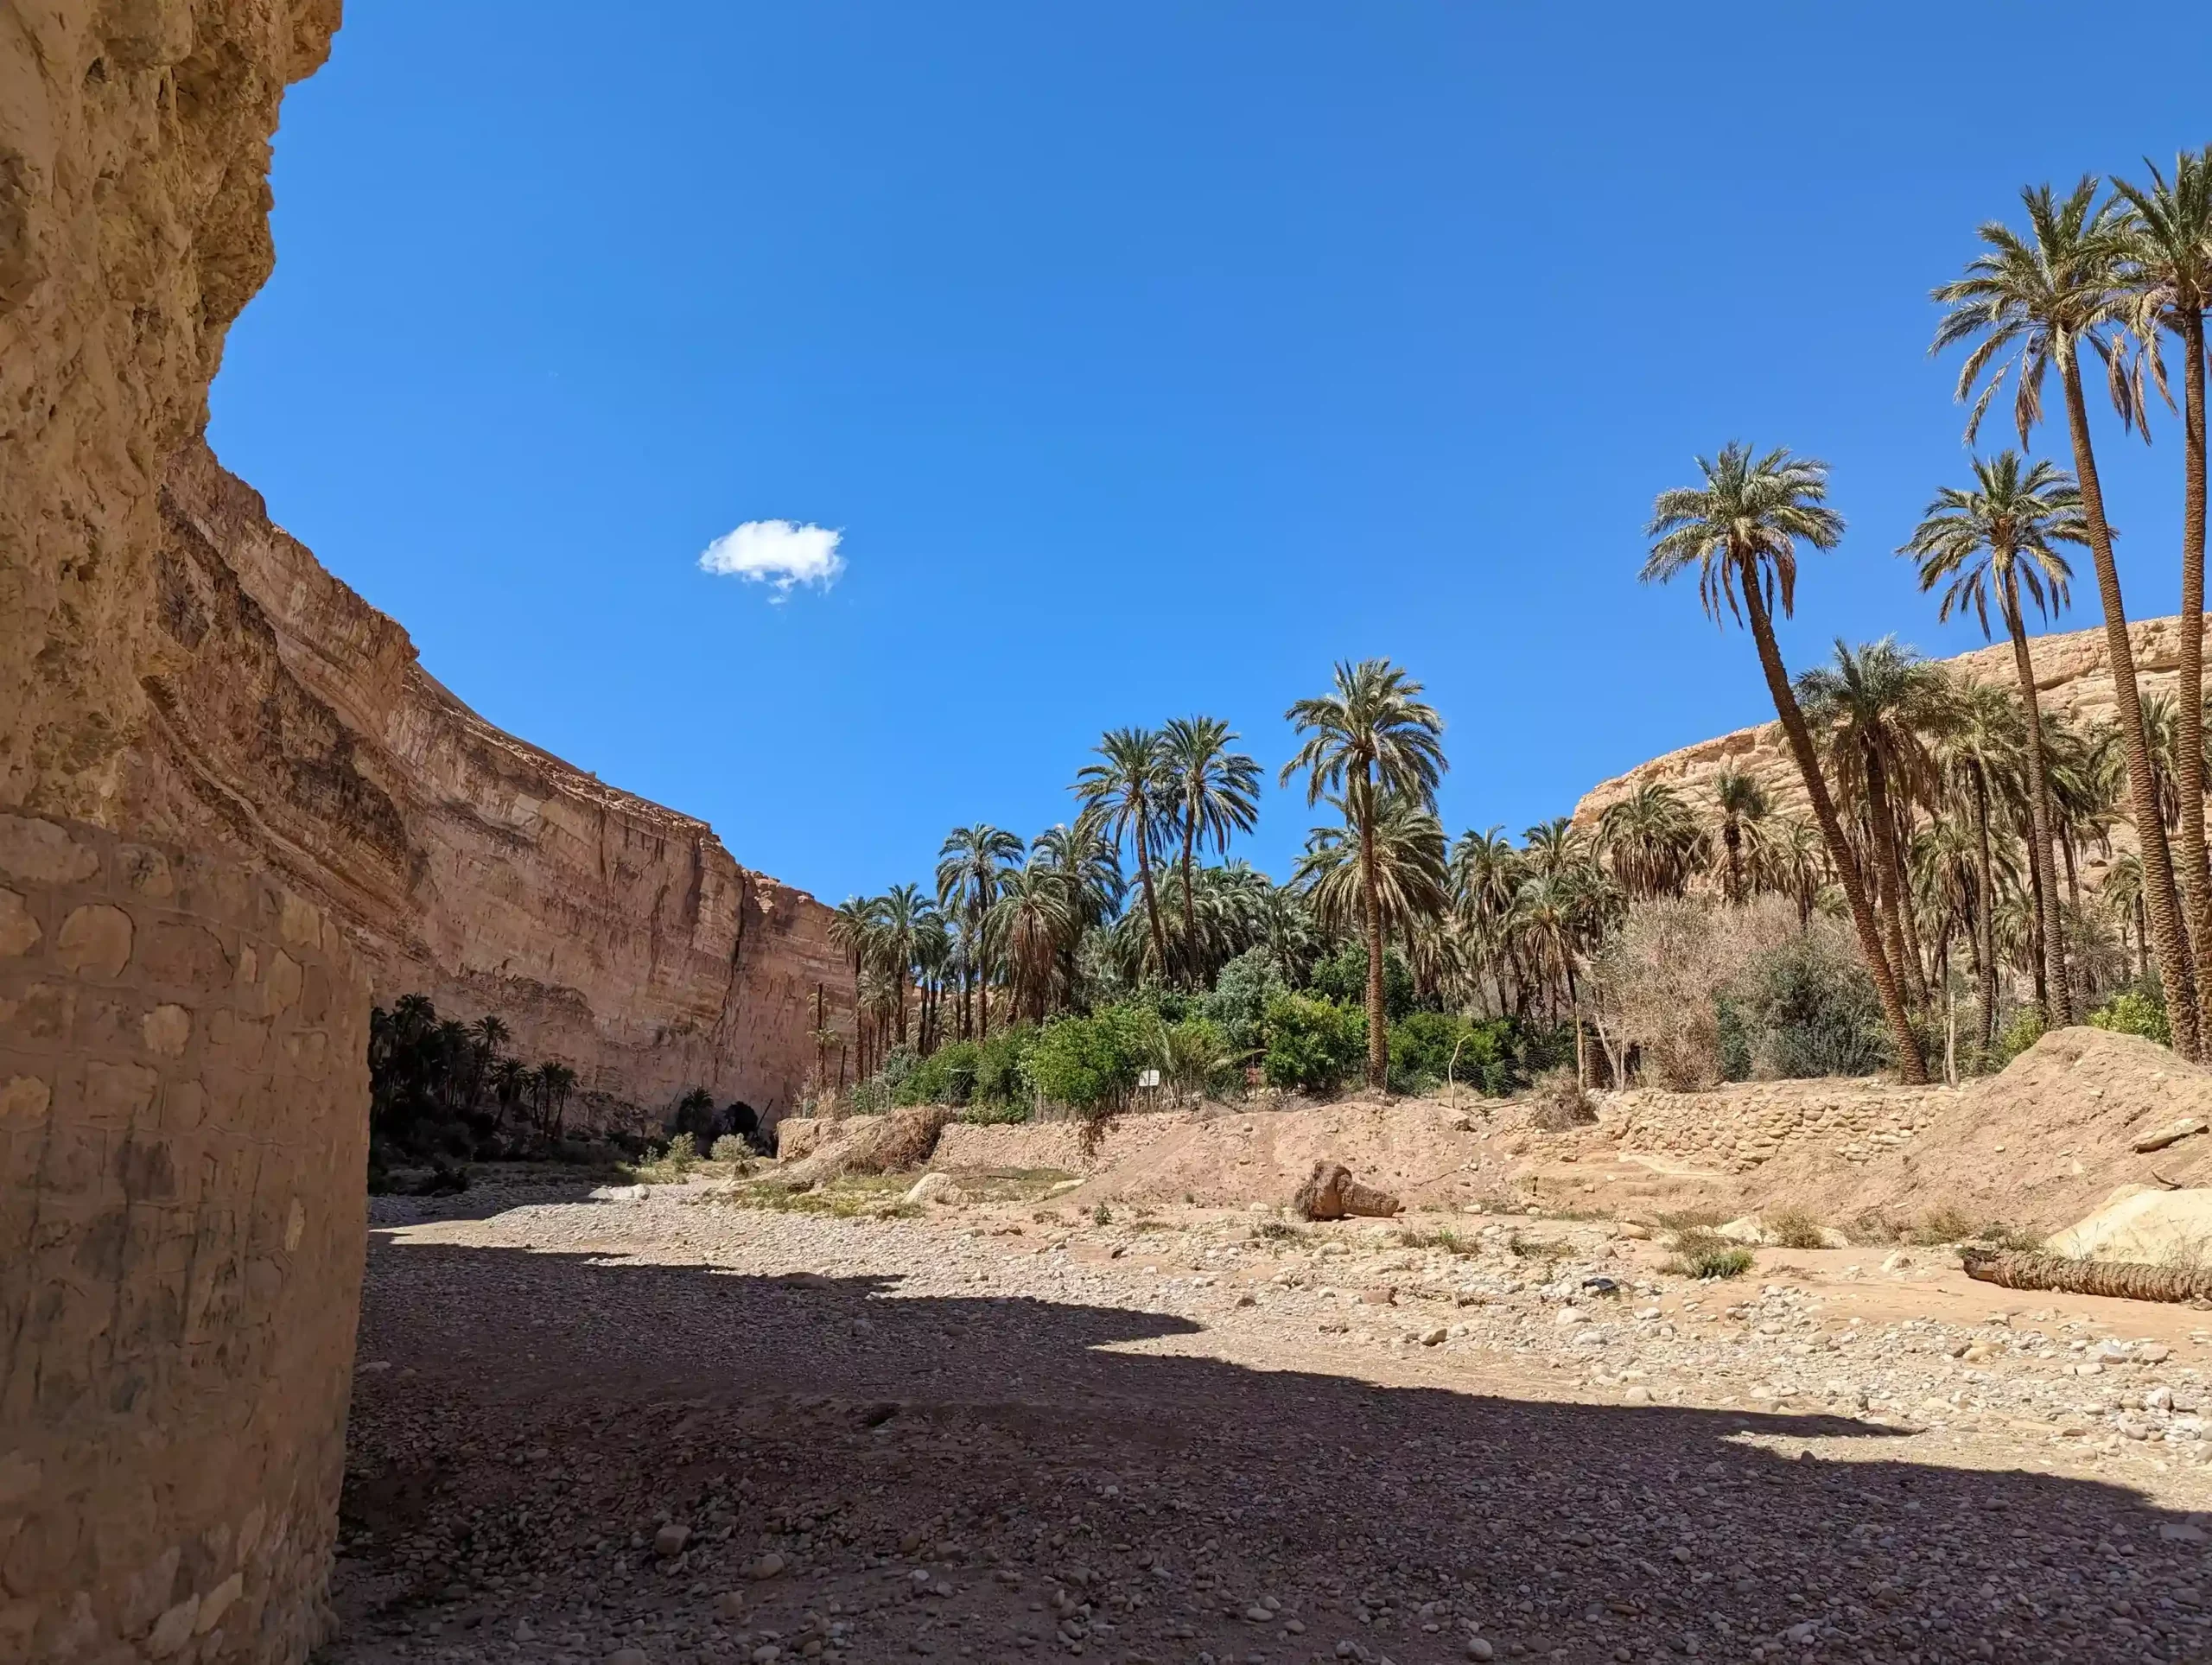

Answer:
[1261,995,1367,1094]
[1992,1007,2045,1066]
[1729,924,1889,1078]
[1665,1228,1754,1280]
[1024,1007,1147,1112]
[899,1039,979,1106]
[709,1134,750,1163]
[1386,1011,1515,1095]
[2088,989,2171,1047]
[1155,1012,1243,1100]
[974,1026,1036,1108]
[1306,943,1416,1021]
[1203,949,1286,1055]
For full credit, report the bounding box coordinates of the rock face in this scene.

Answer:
[1573,613,2208,829]
[127,439,849,1126]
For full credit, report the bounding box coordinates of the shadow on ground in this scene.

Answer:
[334,1226,2212,1664]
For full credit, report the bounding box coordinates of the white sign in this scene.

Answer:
[1137,1069,1161,1089]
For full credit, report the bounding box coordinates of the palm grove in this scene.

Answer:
[819,152,2212,1117]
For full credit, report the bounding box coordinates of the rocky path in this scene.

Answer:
[328,1180,2212,1665]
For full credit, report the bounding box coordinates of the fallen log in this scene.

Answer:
[1961,1247,2212,1305]
[1293,1161,1402,1222]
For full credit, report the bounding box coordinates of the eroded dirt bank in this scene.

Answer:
[330,1176,2212,1665]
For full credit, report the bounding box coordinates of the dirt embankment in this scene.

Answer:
[906,1029,2211,1237]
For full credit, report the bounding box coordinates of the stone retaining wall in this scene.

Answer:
[0,815,372,1665]
[1597,1077,1949,1172]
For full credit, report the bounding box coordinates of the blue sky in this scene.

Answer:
[212,1,2212,905]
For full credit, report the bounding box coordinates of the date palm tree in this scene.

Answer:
[874,882,932,1045]
[1072,728,1173,982]
[936,825,1023,1039]
[2116,149,2212,982]
[1281,659,1446,1090]
[1595,780,1707,901]
[826,896,879,1069]
[1796,639,1948,1010]
[1934,177,2201,1058]
[1642,442,1926,1081]
[1712,767,1770,905]
[1934,680,2027,1050]
[1160,716,1262,985]
[1899,450,2084,1025]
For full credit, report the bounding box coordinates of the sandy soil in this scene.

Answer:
[327,1171,2212,1665]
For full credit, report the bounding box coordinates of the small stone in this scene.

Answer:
[515,1619,537,1643]
[715,1592,746,1622]
[608,1650,649,1665]
[747,1552,788,1580]
[1360,1286,1397,1306]
[1465,1641,1495,1662]
[654,1523,690,1558]
[1421,1326,1446,1346]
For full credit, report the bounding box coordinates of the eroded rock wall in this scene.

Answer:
[0,814,371,1665]
[125,441,849,1125]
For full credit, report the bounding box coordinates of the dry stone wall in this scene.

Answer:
[1596,1077,1948,1173]
[0,814,371,1665]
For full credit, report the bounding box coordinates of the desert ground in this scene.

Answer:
[326,1087,2212,1665]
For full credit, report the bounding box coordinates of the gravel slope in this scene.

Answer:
[329,1179,2212,1665]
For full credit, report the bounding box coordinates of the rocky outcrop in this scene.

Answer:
[123,440,849,1125]
[1573,613,2208,829]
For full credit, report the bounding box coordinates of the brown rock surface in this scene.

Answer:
[123,440,849,1124]
[1292,1159,1403,1220]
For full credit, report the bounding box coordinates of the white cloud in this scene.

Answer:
[696,519,845,599]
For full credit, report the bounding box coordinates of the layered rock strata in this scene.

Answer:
[128,440,849,1125]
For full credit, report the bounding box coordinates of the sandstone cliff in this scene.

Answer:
[124,439,850,1124]
[1573,613,2207,836]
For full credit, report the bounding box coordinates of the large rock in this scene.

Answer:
[2047,1187,2212,1267]
[1292,1161,1402,1221]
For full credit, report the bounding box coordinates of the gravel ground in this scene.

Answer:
[328,1175,2212,1665]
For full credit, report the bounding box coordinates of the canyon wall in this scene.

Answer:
[127,438,850,1127]
[1573,613,2205,833]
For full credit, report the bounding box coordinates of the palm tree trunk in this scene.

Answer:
[1134,814,1170,983]
[2002,573,2072,1024]
[1972,770,1999,1054]
[1724,822,1743,906]
[1179,799,1199,988]
[974,902,991,1039]
[1862,754,1926,1007]
[1357,789,1389,1091]
[2061,358,2202,1058]
[1738,562,1929,1084]
[2176,305,2212,988]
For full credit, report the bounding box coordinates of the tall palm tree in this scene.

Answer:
[1934,680,2027,1050]
[2116,149,2212,983]
[1796,639,1948,1009]
[988,863,1080,1024]
[1294,793,1451,956]
[936,825,1023,1039]
[826,896,878,1070]
[1159,716,1262,985]
[1642,442,1927,1082]
[1899,450,2084,1024]
[1595,780,1707,900]
[1072,728,1173,982]
[1934,177,2202,1058]
[875,882,932,1045]
[1749,814,1828,929]
[1712,767,1770,905]
[1281,659,1447,1090]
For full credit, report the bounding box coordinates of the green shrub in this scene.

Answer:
[1761,1207,1827,1250]
[1991,1007,2045,1066]
[974,1026,1036,1108]
[1203,949,1286,1056]
[1155,1012,1243,1101]
[899,1039,979,1106]
[1024,1007,1146,1112]
[709,1134,751,1164]
[1389,1007,1513,1096]
[1307,943,1416,1021]
[2088,989,2171,1047]
[1665,1229,1753,1280]
[1261,995,1367,1094]
[1728,923,1889,1078]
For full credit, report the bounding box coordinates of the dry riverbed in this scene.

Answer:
[327,1172,2212,1665]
